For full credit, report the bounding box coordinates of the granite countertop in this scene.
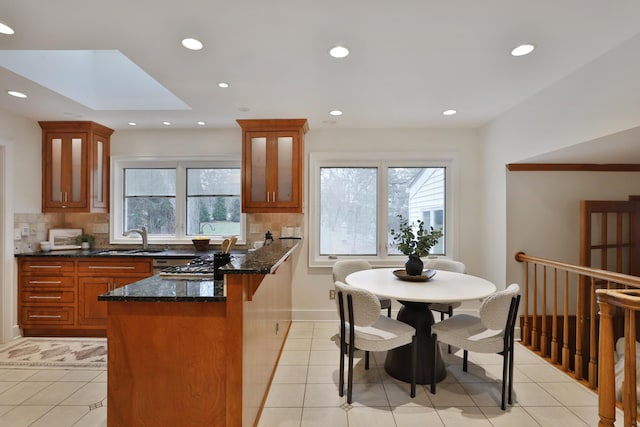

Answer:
[14,248,225,259]
[97,239,300,302]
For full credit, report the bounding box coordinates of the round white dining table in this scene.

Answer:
[345,267,496,384]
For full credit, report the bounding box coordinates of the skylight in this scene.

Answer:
[0,50,189,110]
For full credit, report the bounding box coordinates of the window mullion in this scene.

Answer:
[175,163,187,239]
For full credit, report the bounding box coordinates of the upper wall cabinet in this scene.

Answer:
[237,119,308,213]
[40,121,113,213]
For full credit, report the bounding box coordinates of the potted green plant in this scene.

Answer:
[390,214,443,275]
[75,233,95,249]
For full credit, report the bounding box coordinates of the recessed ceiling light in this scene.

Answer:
[181,38,203,51]
[217,82,229,88]
[162,121,171,126]
[7,90,26,98]
[511,44,535,57]
[443,109,457,116]
[329,45,349,58]
[128,122,137,126]
[197,121,206,126]
[329,110,343,116]
[0,22,15,35]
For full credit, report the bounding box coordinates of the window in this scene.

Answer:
[112,157,244,245]
[310,152,457,267]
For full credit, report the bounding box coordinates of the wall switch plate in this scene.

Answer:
[329,289,336,300]
[14,228,22,241]
[20,223,29,236]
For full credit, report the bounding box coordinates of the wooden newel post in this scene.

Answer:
[596,290,616,427]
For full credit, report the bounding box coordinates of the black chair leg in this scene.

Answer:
[463,350,468,372]
[387,305,391,317]
[365,351,370,370]
[410,335,417,398]
[508,345,515,405]
[338,338,345,397]
[447,306,453,354]
[430,334,437,394]
[347,338,354,404]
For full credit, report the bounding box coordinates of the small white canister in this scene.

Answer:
[40,241,52,252]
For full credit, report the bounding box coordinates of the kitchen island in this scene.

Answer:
[97,240,299,427]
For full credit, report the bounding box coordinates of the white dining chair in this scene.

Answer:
[332,259,392,317]
[334,280,416,404]
[430,283,521,410]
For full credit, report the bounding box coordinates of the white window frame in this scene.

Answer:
[111,155,245,246]
[309,151,459,267]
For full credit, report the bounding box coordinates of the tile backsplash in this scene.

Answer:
[14,212,303,253]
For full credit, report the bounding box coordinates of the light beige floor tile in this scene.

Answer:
[312,327,339,340]
[336,361,382,384]
[303,383,345,407]
[392,406,444,426]
[258,407,302,427]
[24,369,70,382]
[514,344,549,364]
[428,382,476,407]
[60,382,106,405]
[347,383,390,407]
[479,406,541,426]
[72,405,107,427]
[0,369,39,382]
[287,328,314,339]
[291,321,315,330]
[283,338,312,351]
[309,350,342,366]
[460,381,507,408]
[543,382,598,406]
[512,382,562,406]
[0,381,52,405]
[30,405,89,427]
[524,406,590,426]
[312,321,338,329]
[23,381,86,405]
[383,380,432,407]
[279,350,310,365]
[0,405,52,427]
[311,338,339,350]
[264,383,306,407]
[347,406,396,427]
[0,405,15,416]
[306,364,339,384]
[517,363,574,383]
[0,382,17,394]
[436,406,493,426]
[301,407,348,427]
[58,370,104,382]
[91,371,108,382]
[567,405,625,427]
[273,364,308,384]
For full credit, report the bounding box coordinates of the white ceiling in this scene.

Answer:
[0,0,639,138]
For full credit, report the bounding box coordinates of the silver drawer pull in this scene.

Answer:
[88,266,136,270]
[29,296,62,300]
[29,280,62,284]
[30,265,62,269]
[29,315,63,319]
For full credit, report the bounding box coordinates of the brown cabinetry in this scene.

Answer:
[18,256,152,336]
[237,119,308,213]
[40,121,113,213]
[77,258,152,326]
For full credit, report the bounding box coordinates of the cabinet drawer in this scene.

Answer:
[20,275,75,289]
[21,290,75,304]
[20,259,75,274]
[77,259,152,275]
[21,306,74,325]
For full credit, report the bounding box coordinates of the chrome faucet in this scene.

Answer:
[123,226,148,250]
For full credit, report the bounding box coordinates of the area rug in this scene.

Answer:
[0,337,107,368]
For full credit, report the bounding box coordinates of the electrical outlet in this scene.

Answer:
[20,223,30,236]
[329,289,336,300]
[13,228,22,241]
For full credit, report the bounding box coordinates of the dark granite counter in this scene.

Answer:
[97,239,300,302]
[14,248,232,259]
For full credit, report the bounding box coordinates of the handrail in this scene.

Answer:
[516,252,640,426]
[515,252,640,287]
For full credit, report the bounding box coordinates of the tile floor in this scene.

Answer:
[0,321,626,426]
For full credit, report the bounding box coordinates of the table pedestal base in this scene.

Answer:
[384,301,446,385]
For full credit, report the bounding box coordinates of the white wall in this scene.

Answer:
[0,109,41,342]
[482,33,640,288]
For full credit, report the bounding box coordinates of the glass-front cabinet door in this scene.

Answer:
[241,125,305,213]
[43,132,89,210]
[40,121,113,213]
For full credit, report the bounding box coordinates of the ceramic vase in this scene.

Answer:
[405,254,423,276]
